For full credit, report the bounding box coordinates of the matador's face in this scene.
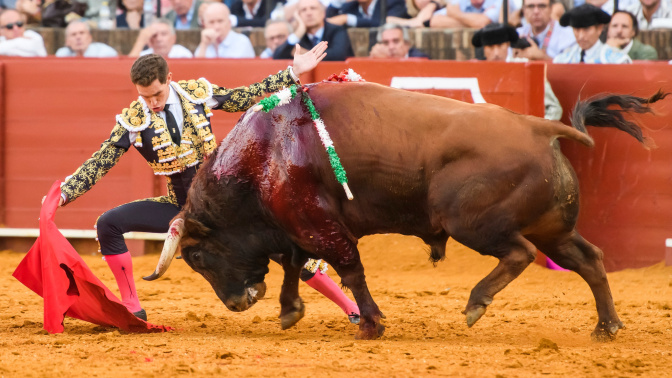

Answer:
[136,72,173,113]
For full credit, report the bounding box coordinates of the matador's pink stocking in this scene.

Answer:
[305,270,360,323]
[104,252,143,313]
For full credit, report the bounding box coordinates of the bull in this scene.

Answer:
[144,81,666,340]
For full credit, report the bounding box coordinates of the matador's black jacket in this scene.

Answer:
[60,68,297,206]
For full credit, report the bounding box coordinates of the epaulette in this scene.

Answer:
[116,99,150,132]
[173,78,213,104]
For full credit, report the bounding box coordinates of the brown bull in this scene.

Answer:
[145,81,666,340]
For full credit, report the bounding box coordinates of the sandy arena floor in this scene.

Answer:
[1,234,671,377]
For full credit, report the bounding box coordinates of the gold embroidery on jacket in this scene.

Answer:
[212,68,296,112]
[117,100,150,132]
[166,178,178,204]
[175,78,213,104]
[60,124,128,204]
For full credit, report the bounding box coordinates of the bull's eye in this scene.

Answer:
[192,251,201,262]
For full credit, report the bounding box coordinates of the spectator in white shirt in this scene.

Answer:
[128,18,194,58]
[626,0,672,30]
[55,21,119,57]
[195,2,255,58]
[0,9,46,57]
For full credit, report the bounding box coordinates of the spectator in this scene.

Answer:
[197,0,219,26]
[369,23,429,58]
[386,0,445,28]
[326,0,409,28]
[128,18,193,58]
[55,20,118,57]
[0,9,46,56]
[279,0,337,23]
[423,0,501,29]
[166,0,202,29]
[195,2,255,58]
[626,0,671,30]
[260,19,291,58]
[229,0,282,27]
[607,10,658,60]
[472,23,562,120]
[553,4,632,63]
[516,0,576,60]
[273,0,354,61]
[472,22,518,60]
[117,0,145,29]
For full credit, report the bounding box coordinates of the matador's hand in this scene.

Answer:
[292,41,328,76]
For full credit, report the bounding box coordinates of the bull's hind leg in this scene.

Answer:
[463,233,538,328]
[272,254,305,329]
[539,231,623,341]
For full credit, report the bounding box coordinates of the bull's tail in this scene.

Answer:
[570,89,669,149]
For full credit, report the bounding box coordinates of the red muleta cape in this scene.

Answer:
[13,181,173,334]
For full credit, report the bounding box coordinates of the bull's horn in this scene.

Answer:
[143,218,184,281]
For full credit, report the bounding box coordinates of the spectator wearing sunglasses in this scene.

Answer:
[0,9,46,56]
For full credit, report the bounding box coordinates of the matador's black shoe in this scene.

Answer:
[348,312,360,324]
[133,309,147,321]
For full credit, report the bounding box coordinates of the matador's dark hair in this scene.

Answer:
[130,54,169,86]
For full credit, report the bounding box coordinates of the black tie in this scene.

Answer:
[311,35,319,47]
[163,104,181,145]
[579,50,585,63]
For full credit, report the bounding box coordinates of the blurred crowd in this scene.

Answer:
[0,0,670,62]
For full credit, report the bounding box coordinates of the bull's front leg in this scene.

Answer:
[271,254,305,329]
[326,247,385,340]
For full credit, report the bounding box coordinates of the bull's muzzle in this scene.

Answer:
[143,218,184,281]
[223,282,267,312]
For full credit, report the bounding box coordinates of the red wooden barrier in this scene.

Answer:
[0,61,5,225]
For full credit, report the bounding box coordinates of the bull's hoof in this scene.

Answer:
[463,306,487,328]
[354,323,385,340]
[591,321,624,342]
[279,301,305,330]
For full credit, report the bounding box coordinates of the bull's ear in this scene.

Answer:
[184,216,211,237]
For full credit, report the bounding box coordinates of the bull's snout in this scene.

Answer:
[222,282,267,312]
